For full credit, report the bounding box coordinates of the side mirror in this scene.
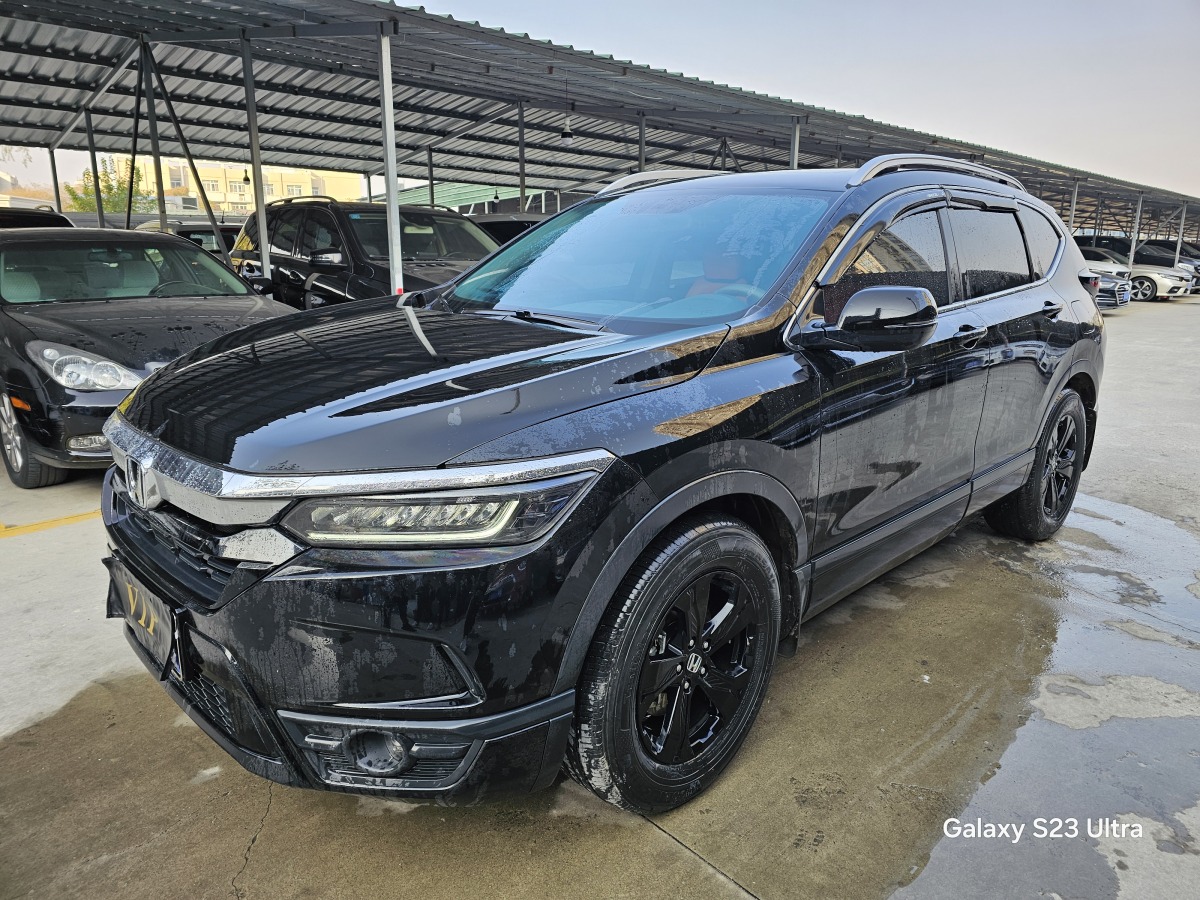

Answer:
[801,286,938,352]
[309,249,346,269]
[249,276,274,296]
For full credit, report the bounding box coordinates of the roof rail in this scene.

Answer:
[847,154,1026,192]
[267,194,342,206]
[597,169,723,195]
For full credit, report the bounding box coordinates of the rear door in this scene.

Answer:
[944,195,1075,507]
[807,199,989,608]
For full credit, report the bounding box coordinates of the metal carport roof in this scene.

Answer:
[0,0,1196,244]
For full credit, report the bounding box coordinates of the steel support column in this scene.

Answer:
[240,34,271,280]
[378,28,403,294]
[1175,204,1188,267]
[48,149,62,212]
[517,100,526,211]
[148,50,231,267]
[140,44,167,231]
[638,112,646,173]
[426,147,435,206]
[365,173,373,202]
[124,56,144,229]
[790,119,801,169]
[83,110,105,228]
[1067,181,1079,231]
[1129,194,1144,263]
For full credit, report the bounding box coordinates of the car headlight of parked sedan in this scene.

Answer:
[27,341,143,392]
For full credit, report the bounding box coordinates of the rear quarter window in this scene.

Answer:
[1018,207,1063,280]
[948,208,1032,300]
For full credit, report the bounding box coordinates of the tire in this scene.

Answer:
[566,515,781,813]
[1130,277,1157,302]
[0,393,67,489]
[984,389,1087,541]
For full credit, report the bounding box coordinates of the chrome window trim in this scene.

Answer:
[103,413,615,527]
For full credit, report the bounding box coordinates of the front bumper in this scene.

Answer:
[8,385,117,469]
[100,451,645,800]
[23,403,113,469]
[112,608,573,800]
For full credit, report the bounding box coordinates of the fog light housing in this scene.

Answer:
[343,730,411,777]
[68,434,109,452]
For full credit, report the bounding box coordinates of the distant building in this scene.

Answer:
[132,158,363,214]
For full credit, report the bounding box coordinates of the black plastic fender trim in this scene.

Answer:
[551,469,807,696]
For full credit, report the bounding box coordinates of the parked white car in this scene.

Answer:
[1079,247,1191,301]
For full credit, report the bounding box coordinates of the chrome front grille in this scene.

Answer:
[111,472,240,605]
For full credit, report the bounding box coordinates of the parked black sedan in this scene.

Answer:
[0,229,293,488]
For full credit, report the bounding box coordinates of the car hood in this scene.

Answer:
[1083,261,1129,277]
[1133,263,1192,278]
[5,295,292,373]
[120,304,728,473]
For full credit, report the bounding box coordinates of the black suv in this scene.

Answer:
[229,197,498,309]
[102,156,1104,813]
[0,207,73,229]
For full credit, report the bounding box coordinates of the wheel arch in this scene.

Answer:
[552,470,807,695]
[1063,369,1098,469]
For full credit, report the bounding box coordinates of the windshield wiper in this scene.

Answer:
[466,307,607,332]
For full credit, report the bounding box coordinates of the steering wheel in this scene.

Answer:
[149,280,196,297]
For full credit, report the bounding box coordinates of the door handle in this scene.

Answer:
[1041,300,1064,319]
[956,324,988,345]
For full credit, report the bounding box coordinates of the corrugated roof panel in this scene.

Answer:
[0,1,1194,232]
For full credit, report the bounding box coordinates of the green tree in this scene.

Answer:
[63,156,156,214]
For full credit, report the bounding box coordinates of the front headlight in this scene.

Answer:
[281,472,596,548]
[27,341,142,392]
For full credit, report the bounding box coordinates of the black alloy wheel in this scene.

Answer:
[567,516,780,813]
[1041,413,1078,521]
[985,388,1087,541]
[637,571,760,765]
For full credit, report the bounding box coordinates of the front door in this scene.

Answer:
[805,205,989,609]
[268,206,305,308]
[292,209,353,309]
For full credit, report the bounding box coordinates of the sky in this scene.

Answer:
[5,0,1199,196]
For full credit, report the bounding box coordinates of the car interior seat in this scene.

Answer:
[122,260,161,296]
[687,250,749,297]
[0,271,41,302]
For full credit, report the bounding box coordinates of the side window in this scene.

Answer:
[269,208,303,258]
[233,217,258,254]
[1018,207,1062,280]
[825,209,950,322]
[296,210,343,258]
[948,208,1032,299]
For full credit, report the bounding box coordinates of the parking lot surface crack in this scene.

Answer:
[231,783,273,899]
[644,817,760,898]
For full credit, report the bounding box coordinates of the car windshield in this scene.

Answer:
[346,210,499,262]
[0,239,251,304]
[444,185,832,332]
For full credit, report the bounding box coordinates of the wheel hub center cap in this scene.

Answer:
[686,652,703,674]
